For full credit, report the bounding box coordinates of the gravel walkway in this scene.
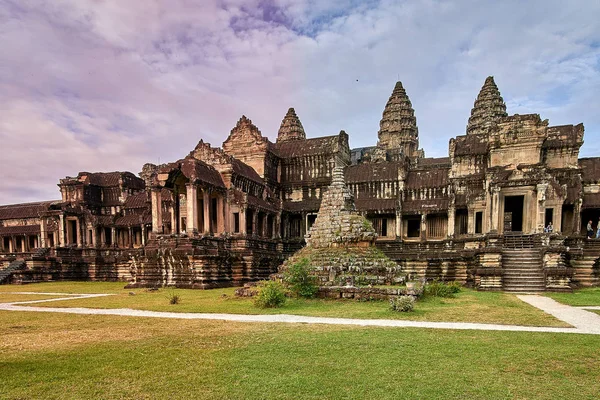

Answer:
[1,292,600,335]
[517,295,600,334]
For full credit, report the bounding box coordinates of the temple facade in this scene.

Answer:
[1,77,599,291]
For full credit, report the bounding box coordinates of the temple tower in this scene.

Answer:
[466,76,508,135]
[377,81,419,160]
[277,108,306,143]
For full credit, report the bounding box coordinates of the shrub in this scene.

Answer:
[283,257,319,298]
[166,290,181,305]
[389,296,415,312]
[424,280,462,298]
[254,280,287,308]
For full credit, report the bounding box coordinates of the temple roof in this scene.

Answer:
[273,135,339,158]
[123,192,150,209]
[378,81,418,147]
[0,225,41,235]
[355,198,398,212]
[405,168,449,189]
[158,158,225,188]
[579,157,600,183]
[415,157,451,168]
[0,201,57,220]
[345,162,403,183]
[75,171,145,189]
[466,76,508,135]
[230,158,264,184]
[453,134,489,156]
[277,108,306,143]
[543,124,584,149]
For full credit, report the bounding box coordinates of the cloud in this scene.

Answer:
[0,0,599,204]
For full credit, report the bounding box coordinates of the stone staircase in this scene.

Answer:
[502,248,545,292]
[503,234,536,249]
[572,239,600,287]
[0,260,26,284]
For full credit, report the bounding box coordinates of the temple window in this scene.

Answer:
[233,213,240,233]
[406,218,420,238]
[475,212,483,234]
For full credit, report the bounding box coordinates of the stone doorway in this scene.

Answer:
[504,195,524,232]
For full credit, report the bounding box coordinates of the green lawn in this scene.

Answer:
[0,311,598,400]
[0,282,568,327]
[545,287,600,306]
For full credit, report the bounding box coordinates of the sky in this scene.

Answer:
[1,0,600,204]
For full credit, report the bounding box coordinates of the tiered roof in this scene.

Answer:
[377,81,418,152]
[277,108,306,143]
[466,76,508,135]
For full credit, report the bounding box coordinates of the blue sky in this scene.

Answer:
[1,0,600,204]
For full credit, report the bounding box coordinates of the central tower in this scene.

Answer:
[377,81,420,160]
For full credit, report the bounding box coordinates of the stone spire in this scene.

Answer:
[377,81,419,159]
[466,76,508,135]
[305,166,377,248]
[277,107,306,143]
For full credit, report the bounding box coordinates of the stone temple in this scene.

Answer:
[1,77,599,292]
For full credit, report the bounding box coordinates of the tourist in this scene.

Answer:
[545,221,553,233]
[596,218,600,238]
[587,220,594,238]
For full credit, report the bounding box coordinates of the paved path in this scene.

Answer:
[1,292,600,335]
[517,295,600,334]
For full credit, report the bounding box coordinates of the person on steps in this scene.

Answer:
[587,220,594,239]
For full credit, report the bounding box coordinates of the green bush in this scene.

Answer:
[283,257,319,298]
[424,280,462,298]
[166,289,181,305]
[389,296,415,312]
[254,280,287,308]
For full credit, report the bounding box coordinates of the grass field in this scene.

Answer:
[545,288,600,306]
[1,310,599,400]
[0,282,568,327]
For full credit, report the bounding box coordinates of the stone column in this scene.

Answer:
[203,191,211,234]
[491,187,500,233]
[554,205,563,233]
[223,196,231,235]
[76,219,82,247]
[92,227,98,247]
[100,228,106,247]
[447,207,455,238]
[574,199,583,235]
[240,207,247,235]
[420,213,427,241]
[535,183,548,234]
[58,214,66,247]
[275,213,281,239]
[186,183,198,235]
[395,211,402,238]
[40,218,47,248]
[217,196,225,234]
[170,203,177,234]
[253,210,259,237]
[300,213,306,238]
[128,227,133,248]
[141,224,146,246]
[467,209,474,234]
[111,227,116,248]
[151,189,163,234]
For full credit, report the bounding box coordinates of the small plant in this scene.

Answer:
[166,289,181,305]
[361,218,374,231]
[254,280,287,308]
[424,280,462,298]
[283,257,319,298]
[389,295,415,312]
